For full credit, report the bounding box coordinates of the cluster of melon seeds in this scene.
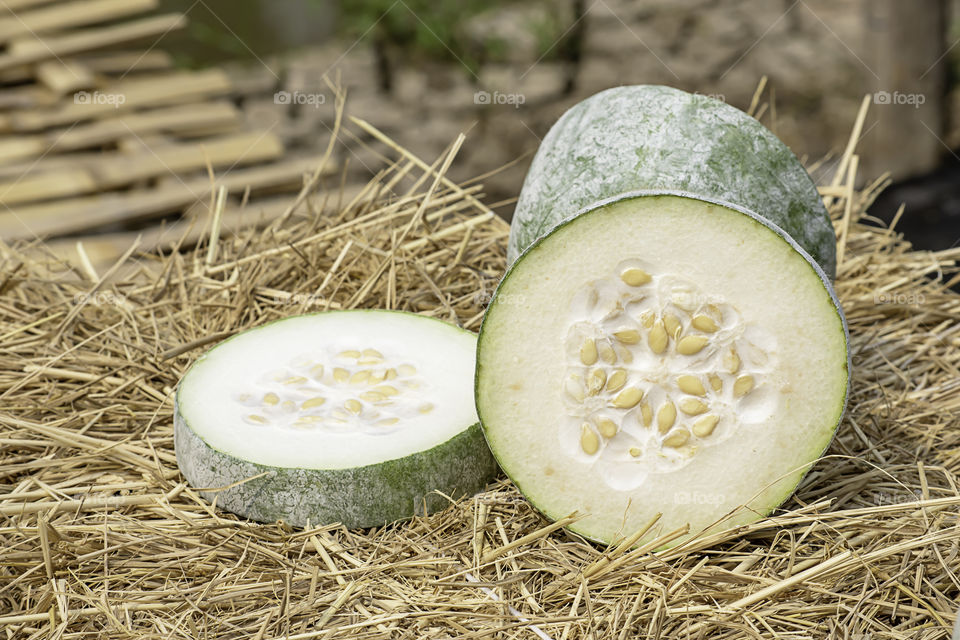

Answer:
[562,261,777,489]
[234,348,434,433]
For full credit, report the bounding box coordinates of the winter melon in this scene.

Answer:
[508,85,837,280]
[477,189,849,546]
[175,311,498,528]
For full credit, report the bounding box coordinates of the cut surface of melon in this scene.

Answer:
[477,193,848,546]
[175,310,498,528]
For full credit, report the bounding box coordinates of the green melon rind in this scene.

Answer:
[480,189,850,546]
[508,85,837,280]
[174,310,500,529]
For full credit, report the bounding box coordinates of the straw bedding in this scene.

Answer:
[1,98,959,639]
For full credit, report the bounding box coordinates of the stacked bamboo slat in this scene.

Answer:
[0,0,336,271]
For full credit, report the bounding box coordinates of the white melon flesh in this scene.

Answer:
[476,192,849,546]
[175,310,498,528]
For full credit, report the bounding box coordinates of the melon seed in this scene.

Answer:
[281,400,297,413]
[580,423,600,455]
[309,364,325,380]
[662,430,690,448]
[301,396,327,410]
[613,329,641,345]
[245,414,268,425]
[398,364,417,377]
[587,368,607,396]
[418,402,435,414]
[333,367,349,383]
[708,373,723,393]
[360,391,386,402]
[374,385,399,396]
[580,338,598,366]
[349,370,371,385]
[294,416,321,427]
[663,313,682,339]
[612,387,643,409]
[338,350,361,359]
[344,399,362,415]
[657,401,677,433]
[724,349,741,374]
[677,335,709,355]
[691,315,719,333]
[676,375,706,396]
[629,447,642,457]
[596,418,618,438]
[640,402,653,427]
[362,348,384,359]
[648,322,668,354]
[639,311,655,329]
[597,340,617,364]
[692,414,720,437]
[282,376,308,385]
[263,392,280,406]
[378,417,400,427]
[621,268,652,287]
[606,369,628,393]
[679,398,708,415]
[614,344,634,364]
[385,368,398,380]
[733,375,755,398]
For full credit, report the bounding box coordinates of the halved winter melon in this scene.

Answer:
[175,310,498,528]
[476,192,849,546]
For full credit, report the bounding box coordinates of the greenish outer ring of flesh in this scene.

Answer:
[507,85,836,280]
[174,309,500,529]
[477,189,851,545]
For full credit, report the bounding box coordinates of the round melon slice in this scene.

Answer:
[174,310,498,528]
[508,85,837,280]
[477,192,849,546]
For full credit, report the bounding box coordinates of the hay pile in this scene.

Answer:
[1,98,959,639]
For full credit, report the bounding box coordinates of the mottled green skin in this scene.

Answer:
[509,85,836,280]
[175,407,498,528]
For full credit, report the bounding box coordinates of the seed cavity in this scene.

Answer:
[733,375,755,398]
[612,387,643,409]
[677,335,709,356]
[662,430,690,448]
[580,338,598,366]
[657,401,677,434]
[606,369,628,393]
[692,414,720,438]
[691,315,719,333]
[676,375,706,396]
[620,268,652,287]
[678,398,708,415]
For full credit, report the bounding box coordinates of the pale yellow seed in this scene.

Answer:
[579,338,598,366]
[614,344,634,364]
[724,349,741,374]
[301,396,327,410]
[344,399,362,415]
[662,430,690,448]
[263,392,280,406]
[639,311,655,329]
[733,375,755,398]
[332,409,349,420]
[385,368,398,380]
[358,358,382,366]
[281,400,297,412]
[648,322,668,354]
[612,387,643,409]
[692,414,720,438]
[293,416,321,427]
[620,268,652,287]
[245,414,268,425]
[657,401,677,434]
[374,385,399,396]
[587,368,607,396]
[677,335,709,355]
[629,447,643,457]
[613,329,640,345]
[360,391,386,402]
[580,423,600,455]
[309,364,325,379]
[398,364,417,376]
[596,418,618,439]
[691,314,719,333]
[333,367,349,383]
[362,348,383,359]
[663,313,682,339]
[640,402,653,427]
[679,398,708,415]
[338,350,361,359]
[419,402,435,414]
[708,373,723,393]
[597,340,617,365]
[676,375,706,396]
[367,370,387,383]
[349,370,371,385]
[377,417,400,427]
[606,369,628,393]
[283,376,308,385]
[236,393,251,402]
